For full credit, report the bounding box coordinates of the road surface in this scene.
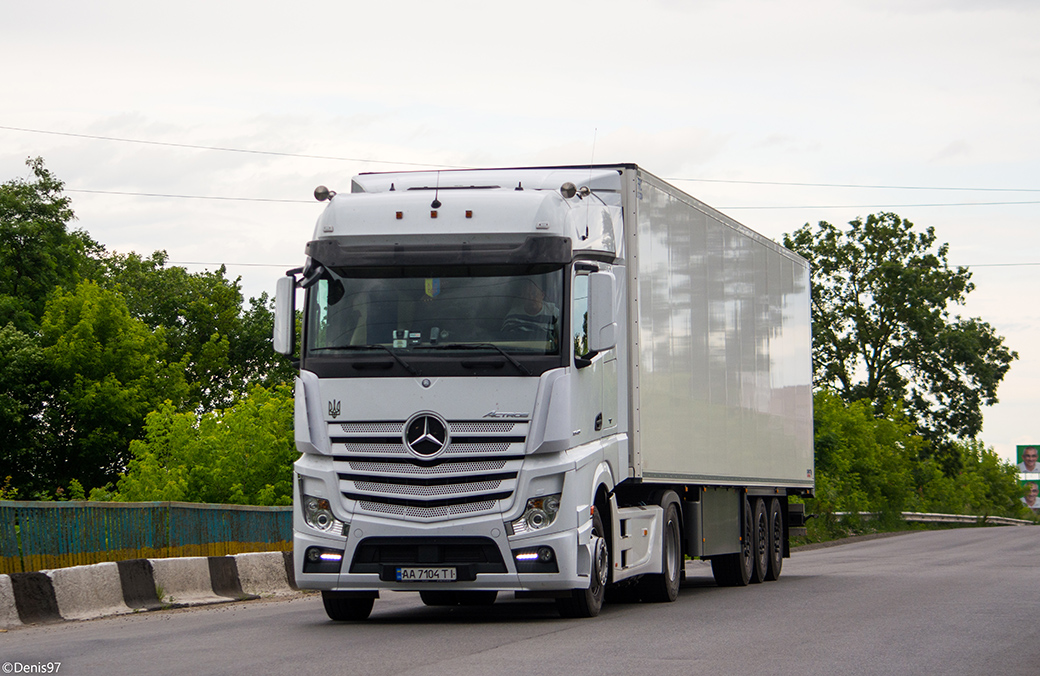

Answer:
[2,527,1038,675]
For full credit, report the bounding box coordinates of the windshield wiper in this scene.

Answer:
[313,344,421,377]
[434,343,533,376]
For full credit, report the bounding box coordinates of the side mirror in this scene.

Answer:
[273,275,296,355]
[587,271,617,353]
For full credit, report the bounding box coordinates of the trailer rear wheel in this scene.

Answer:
[765,497,784,581]
[557,510,608,618]
[710,496,754,587]
[751,498,768,584]
[322,591,375,621]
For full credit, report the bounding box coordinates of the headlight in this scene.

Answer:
[511,494,562,534]
[302,494,346,534]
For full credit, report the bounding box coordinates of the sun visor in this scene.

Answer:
[305,235,572,274]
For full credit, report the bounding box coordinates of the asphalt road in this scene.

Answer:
[3,527,1039,676]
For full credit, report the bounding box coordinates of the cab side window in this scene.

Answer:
[573,273,590,361]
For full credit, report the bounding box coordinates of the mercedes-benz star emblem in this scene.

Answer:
[404,414,449,457]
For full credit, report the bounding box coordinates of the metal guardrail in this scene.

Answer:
[0,501,292,574]
[832,511,1035,526]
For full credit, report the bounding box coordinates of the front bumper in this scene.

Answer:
[294,512,593,592]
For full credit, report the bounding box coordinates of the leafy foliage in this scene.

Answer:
[0,158,294,498]
[97,250,295,411]
[783,213,1017,447]
[35,281,187,491]
[101,384,296,506]
[0,158,102,332]
[805,392,1030,540]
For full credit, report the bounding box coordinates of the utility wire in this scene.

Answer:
[65,186,1040,210]
[168,261,295,268]
[5,123,1040,194]
[67,188,312,203]
[170,259,1040,269]
[667,176,1040,193]
[0,124,467,169]
[720,200,1040,209]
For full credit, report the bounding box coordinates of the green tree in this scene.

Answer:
[910,439,1025,519]
[98,250,295,411]
[0,324,46,490]
[809,390,922,519]
[783,213,1017,452]
[33,281,188,492]
[0,157,101,332]
[108,384,295,506]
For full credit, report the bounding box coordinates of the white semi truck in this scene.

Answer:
[273,164,813,620]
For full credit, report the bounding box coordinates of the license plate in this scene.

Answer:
[396,567,457,582]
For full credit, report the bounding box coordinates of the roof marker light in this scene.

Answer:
[465,210,473,218]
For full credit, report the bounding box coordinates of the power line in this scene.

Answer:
[167,259,1040,270]
[0,124,467,169]
[68,189,312,204]
[668,176,1040,193]
[168,261,294,268]
[720,200,1040,209]
[64,187,1040,210]
[955,262,1040,268]
[5,123,1040,194]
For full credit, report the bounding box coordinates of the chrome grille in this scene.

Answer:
[352,479,504,496]
[330,417,527,520]
[358,500,497,518]
[347,460,508,475]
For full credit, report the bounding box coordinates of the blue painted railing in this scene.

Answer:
[0,501,292,574]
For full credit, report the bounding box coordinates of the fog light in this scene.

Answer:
[512,546,559,573]
[303,546,345,574]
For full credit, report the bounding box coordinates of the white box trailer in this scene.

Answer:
[274,164,813,620]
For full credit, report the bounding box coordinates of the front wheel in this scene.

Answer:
[557,510,608,618]
[641,501,682,603]
[322,591,375,621]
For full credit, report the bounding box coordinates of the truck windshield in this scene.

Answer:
[305,268,563,357]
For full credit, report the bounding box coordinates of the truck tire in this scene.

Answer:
[641,500,682,603]
[322,591,375,621]
[765,497,784,581]
[751,498,768,584]
[557,510,608,618]
[419,590,498,607]
[710,496,753,587]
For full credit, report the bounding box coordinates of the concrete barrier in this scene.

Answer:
[8,572,61,625]
[45,562,131,621]
[149,556,228,607]
[117,558,162,611]
[1,574,20,628]
[235,552,296,597]
[2,552,299,628]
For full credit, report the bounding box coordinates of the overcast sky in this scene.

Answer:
[2,0,1038,462]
